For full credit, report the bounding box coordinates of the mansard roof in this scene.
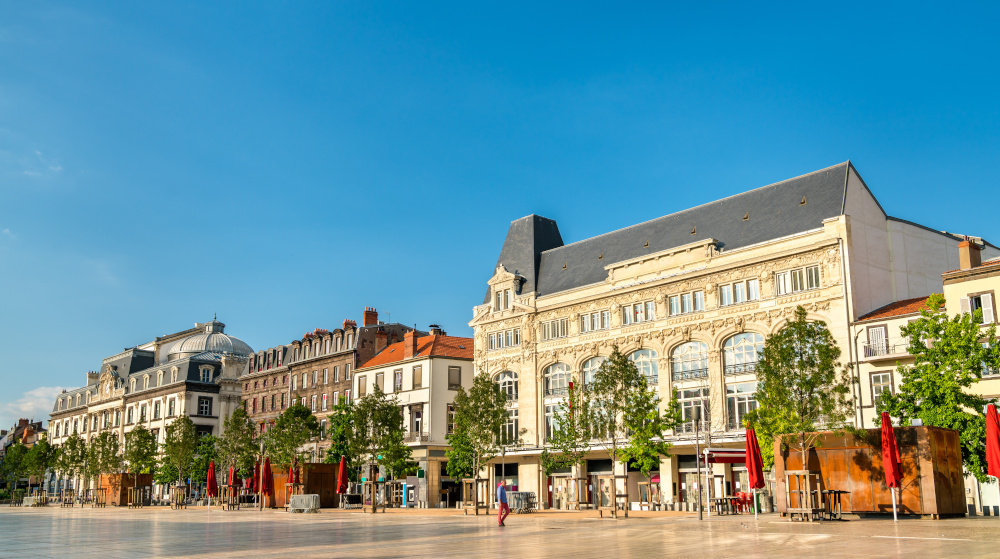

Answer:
[491,162,855,298]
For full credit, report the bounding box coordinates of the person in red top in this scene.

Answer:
[497,480,510,527]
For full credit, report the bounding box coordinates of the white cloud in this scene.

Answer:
[0,386,68,429]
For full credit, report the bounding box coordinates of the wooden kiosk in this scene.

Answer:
[461,478,491,515]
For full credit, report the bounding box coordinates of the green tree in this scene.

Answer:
[55,433,88,489]
[878,293,999,482]
[582,345,680,515]
[322,401,359,481]
[352,387,410,481]
[445,373,507,484]
[542,382,591,476]
[24,439,59,486]
[123,425,158,485]
[264,403,319,475]
[191,435,218,484]
[217,408,258,479]
[86,432,123,486]
[746,306,853,470]
[162,416,198,485]
[1,442,28,490]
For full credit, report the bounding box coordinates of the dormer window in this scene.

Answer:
[200,367,213,383]
[494,288,512,312]
[130,379,136,392]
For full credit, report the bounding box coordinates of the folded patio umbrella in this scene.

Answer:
[228,466,236,487]
[881,412,902,522]
[745,426,766,518]
[252,462,260,494]
[987,404,1000,479]
[337,455,348,494]
[262,457,273,498]
[206,460,219,511]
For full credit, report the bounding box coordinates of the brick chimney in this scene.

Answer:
[429,324,443,336]
[404,330,419,359]
[343,319,357,330]
[363,307,379,327]
[375,328,388,353]
[959,239,982,270]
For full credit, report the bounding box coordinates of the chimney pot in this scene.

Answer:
[363,307,379,327]
[959,239,982,270]
[404,331,419,359]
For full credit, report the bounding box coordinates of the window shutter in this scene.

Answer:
[960,297,972,315]
[983,294,996,324]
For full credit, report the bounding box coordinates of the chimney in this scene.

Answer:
[429,324,442,336]
[959,238,982,270]
[375,328,388,353]
[363,307,379,327]
[87,372,99,385]
[404,330,419,359]
[343,319,357,330]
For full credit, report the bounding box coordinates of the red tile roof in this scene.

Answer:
[359,334,474,369]
[857,296,931,322]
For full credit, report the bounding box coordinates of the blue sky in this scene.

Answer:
[1,2,998,430]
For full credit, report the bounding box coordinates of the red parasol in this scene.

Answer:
[206,460,219,497]
[880,412,901,521]
[228,466,236,487]
[987,404,1000,479]
[745,426,766,518]
[336,455,348,494]
[252,462,260,493]
[262,457,273,497]
[291,458,300,485]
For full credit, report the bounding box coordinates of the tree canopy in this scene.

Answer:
[161,415,198,485]
[123,424,158,482]
[86,431,123,482]
[217,408,258,478]
[745,306,853,469]
[321,401,360,481]
[352,386,411,479]
[878,293,1000,482]
[264,403,319,473]
[445,372,508,481]
[55,433,87,482]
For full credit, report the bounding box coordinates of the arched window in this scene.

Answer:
[582,357,605,387]
[629,349,659,384]
[496,371,518,401]
[157,371,163,386]
[143,375,149,390]
[130,379,136,392]
[671,342,709,381]
[544,363,570,397]
[723,333,764,375]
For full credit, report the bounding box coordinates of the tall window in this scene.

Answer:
[198,397,212,416]
[412,365,423,389]
[541,319,569,341]
[671,342,709,381]
[495,288,512,311]
[311,395,317,412]
[544,363,570,396]
[726,383,757,430]
[201,368,213,382]
[582,357,605,387]
[322,393,328,411]
[501,408,519,445]
[394,369,404,392]
[357,376,367,398]
[497,371,518,401]
[345,364,351,380]
[678,388,709,433]
[448,366,462,389]
[544,404,559,441]
[489,328,521,350]
[871,372,892,401]
[168,399,175,417]
[622,301,656,326]
[153,402,161,420]
[580,311,611,333]
[628,349,659,385]
[775,265,821,296]
[375,373,384,392]
[291,376,297,391]
[323,369,328,384]
[333,366,340,382]
[723,333,764,375]
[447,404,457,435]
[312,371,318,387]
[127,408,133,424]
[719,279,761,306]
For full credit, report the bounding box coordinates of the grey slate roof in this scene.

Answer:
[493,162,853,298]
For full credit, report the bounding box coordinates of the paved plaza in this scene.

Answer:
[1,507,998,558]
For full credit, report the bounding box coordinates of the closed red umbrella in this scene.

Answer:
[987,404,1000,479]
[262,457,273,497]
[745,426,766,518]
[252,462,260,494]
[881,412,902,522]
[206,460,219,511]
[336,455,348,494]
[292,458,300,485]
[228,466,236,487]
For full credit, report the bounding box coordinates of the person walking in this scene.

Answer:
[497,480,510,527]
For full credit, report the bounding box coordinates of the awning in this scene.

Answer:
[649,474,660,483]
[703,448,746,464]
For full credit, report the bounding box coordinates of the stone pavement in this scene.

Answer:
[1,506,997,558]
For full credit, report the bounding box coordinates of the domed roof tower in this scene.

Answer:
[167,318,253,360]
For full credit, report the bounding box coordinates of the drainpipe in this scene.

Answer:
[853,328,864,429]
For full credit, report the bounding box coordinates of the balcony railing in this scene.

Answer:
[544,386,569,397]
[675,420,711,434]
[672,368,709,381]
[724,363,757,376]
[861,338,910,359]
[404,431,429,443]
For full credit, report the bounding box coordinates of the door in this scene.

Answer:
[867,326,887,356]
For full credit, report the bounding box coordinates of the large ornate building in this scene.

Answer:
[48,318,252,492]
[240,307,420,460]
[470,162,1000,510]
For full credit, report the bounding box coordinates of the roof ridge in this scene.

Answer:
[541,161,851,253]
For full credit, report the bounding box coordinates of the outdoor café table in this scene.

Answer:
[710,498,731,515]
[821,490,850,520]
